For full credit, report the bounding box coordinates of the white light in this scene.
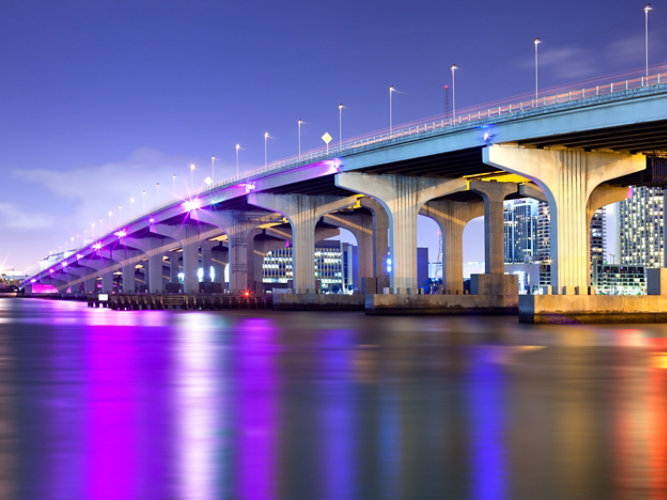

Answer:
[183,199,202,212]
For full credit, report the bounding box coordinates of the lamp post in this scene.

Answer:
[156,182,160,205]
[211,156,216,184]
[338,103,344,150]
[235,144,240,176]
[389,86,396,135]
[450,65,458,123]
[264,132,269,169]
[108,211,113,230]
[172,174,176,197]
[298,119,304,161]
[534,38,541,101]
[645,3,653,78]
[130,197,135,218]
[189,163,195,188]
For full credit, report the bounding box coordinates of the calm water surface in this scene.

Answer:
[0,298,666,499]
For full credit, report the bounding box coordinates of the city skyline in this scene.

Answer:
[1,1,664,274]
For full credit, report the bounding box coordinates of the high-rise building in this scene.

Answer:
[618,186,664,268]
[503,199,537,264]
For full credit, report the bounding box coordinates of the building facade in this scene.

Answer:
[618,186,664,268]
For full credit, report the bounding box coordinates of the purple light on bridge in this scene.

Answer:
[31,283,58,294]
[92,242,102,251]
[149,217,156,223]
[114,229,127,238]
[61,261,68,268]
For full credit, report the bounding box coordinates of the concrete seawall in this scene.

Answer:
[520,295,667,323]
[272,294,365,311]
[365,294,518,315]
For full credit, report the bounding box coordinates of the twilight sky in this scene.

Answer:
[0,0,664,276]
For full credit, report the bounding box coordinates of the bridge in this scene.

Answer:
[21,68,667,321]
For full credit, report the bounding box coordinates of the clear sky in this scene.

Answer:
[0,0,663,275]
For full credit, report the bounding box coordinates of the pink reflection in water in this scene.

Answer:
[237,317,279,500]
[174,314,222,500]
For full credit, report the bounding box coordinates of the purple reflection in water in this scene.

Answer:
[46,329,85,499]
[467,348,507,500]
[236,317,279,500]
[319,330,356,500]
[86,326,138,500]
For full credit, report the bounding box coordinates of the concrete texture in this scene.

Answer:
[470,273,518,296]
[365,294,518,315]
[272,293,365,311]
[520,294,667,323]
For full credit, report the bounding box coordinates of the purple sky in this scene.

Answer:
[0,0,663,275]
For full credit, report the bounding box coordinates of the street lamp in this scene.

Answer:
[264,132,270,169]
[298,119,304,161]
[534,38,541,101]
[172,174,176,197]
[645,3,653,78]
[389,86,396,135]
[189,163,195,188]
[156,182,160,205]
[211,156,216,184]
[235,143,241,176]
[108,210,113,229]
[450,65,458,123]
[338,103,344,150]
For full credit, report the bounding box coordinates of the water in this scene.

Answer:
[0,298,666,499]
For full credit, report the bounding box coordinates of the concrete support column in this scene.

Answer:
[421,199,484,294]
[122,263,136,293]
[336,173,466,292]
[84,278,98,294]
[200,241,217,282]
[249,193,359,293]
[484,145,645,292]
[323,212,374,280]
[101,272,114,294]
[147,254,164,293]
[170,254,181,285]
[470,181,517,274]
[362,198,391,290]
[212,246,228,288]
[181,243,199,294]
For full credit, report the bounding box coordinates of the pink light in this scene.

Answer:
[32,283,58,294]
[49,269,54,273]
[114,229,127,238]
[92,242,103,251]
[149,217,156,223]
[62,262,68,268]
[30,279,36,283]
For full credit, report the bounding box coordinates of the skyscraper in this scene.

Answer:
[618,186,664,268]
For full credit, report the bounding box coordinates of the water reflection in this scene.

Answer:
[1,299,667,499]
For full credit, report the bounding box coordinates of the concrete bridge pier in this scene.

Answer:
[84,277,98,294]
[249,193,358,293]
[322,211,374,289]
[147,224,203,294]
[361,198,390,292]
[169,253,181,289]
[469,180,519,295]
[484,145,645,293]
[421,199,484,294]
[336,173,466,293]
